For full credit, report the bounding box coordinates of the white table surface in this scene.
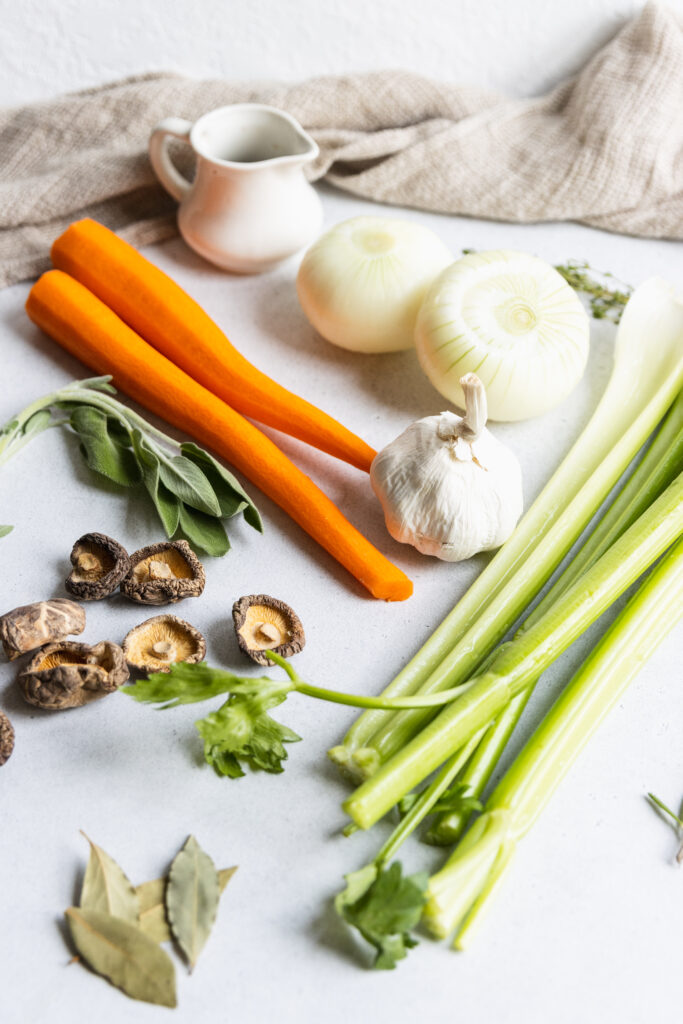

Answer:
[1,187,681,1024]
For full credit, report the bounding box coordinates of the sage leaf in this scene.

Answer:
[71,406,141,487]
[0,525,13,538]
[22,408,53,439]
[137,867,236,944]
[65,907,177,1008]
[157,454,221,516]
[79,833,139,924]
[166,835,220,970]
[132,432,181,536]
[178,503,230,557]
[181,442,263,531]
[78,374,117,394]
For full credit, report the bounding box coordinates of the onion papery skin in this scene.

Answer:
[415,250,590,421]
[296,216,453,354]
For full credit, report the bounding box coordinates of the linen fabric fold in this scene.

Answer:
[1,2,681,287]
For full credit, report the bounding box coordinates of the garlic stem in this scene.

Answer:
[460,374,487,440]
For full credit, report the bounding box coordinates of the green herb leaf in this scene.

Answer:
[181,443,263,531]
[78,375,117,394]
[335,862,428,970]
[166,836,220,970]
[123,661,244,708]
[137,867,236,944]
[22,408,53,439]
[131,431,181,536]
[157,454,221,517]
[65,906,177,1007]
[398,781,483,819]
[191,667,300,777]
[79,833,139,923]
[71,407,141,487]
[554,260,632,323]
[178,503,230,557]
[647,792,683,830]
[0,525,13,538]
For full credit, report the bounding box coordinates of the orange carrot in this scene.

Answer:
[51,219,376,473]
[26,271,412,602]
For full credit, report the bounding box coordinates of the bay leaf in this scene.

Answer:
[80,833,139,924]
[137,866,237,944]
[65,907,176,1008]
[166,835,220,969]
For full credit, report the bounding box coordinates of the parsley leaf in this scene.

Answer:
[335,862,428,970]
[196,691,300,777]
[124,662,300,777]
[398,780,483,820]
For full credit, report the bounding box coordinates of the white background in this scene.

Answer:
[1,3,682,1023]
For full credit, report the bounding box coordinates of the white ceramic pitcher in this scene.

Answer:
[149,104,323,273]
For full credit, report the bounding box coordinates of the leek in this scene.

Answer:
[423,535,683,946]
[333,278,683,779]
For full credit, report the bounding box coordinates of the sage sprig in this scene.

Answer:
[0,377,262,556]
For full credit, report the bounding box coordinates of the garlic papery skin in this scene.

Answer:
[370,375,523,562]
[415,250,590,421]
[296,216,453,353]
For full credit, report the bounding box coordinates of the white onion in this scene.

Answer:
[415,250,590,421]
[296,216,453,353]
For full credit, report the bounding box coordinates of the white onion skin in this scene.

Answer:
[415,250,590,421]
[296,216,453,354]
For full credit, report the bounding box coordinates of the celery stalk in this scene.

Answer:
[423,534,683,946]
[344,474,683,830]
[335,279,683,773]
[426,389,683,845]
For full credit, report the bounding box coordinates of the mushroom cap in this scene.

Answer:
[0,598,86,661]
[122,614,206,673]
[66,532,131,600]
[120,540,206,606]
[18,640,129,710]
[232,594,305,666]
[0,710,14,766]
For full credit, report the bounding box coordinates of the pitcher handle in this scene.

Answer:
[149,117,194,202]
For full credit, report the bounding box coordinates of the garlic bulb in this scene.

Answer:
[370,375,523,561]
[296,216,453,353]
[415,249,590,421]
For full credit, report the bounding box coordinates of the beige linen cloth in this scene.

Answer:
[1,2,681,288]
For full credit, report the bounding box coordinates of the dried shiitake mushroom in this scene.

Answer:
[0,711,14,766]
[232,594,305,666]
[18,640,129,710]
[0,599,86,661]
[65,532,131,600]
[120,540,206,606]
[122,615,206,673]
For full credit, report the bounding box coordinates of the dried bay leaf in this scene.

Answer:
[166,835,220,969]
[80,833,139,924]
[65,906,177,1008]
[137,867,237,944]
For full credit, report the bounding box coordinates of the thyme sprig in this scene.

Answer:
[554,260,632,323]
